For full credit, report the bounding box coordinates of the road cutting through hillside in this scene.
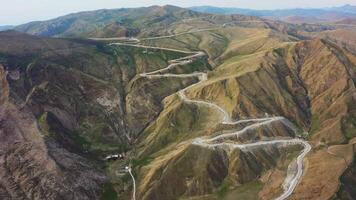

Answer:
[109,30,311,200]
[126,167,136,200]
[92,19,271,42]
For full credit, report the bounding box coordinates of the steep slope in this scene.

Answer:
[0,64,107,199]
[132,35,356,199]
[0,30,211,199]
[301,28,356,54]
[0,31,131,152]
[73,13,354,199]
[0,30,210,151]
[191,39,356,200]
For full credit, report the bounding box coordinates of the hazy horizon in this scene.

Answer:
[1,0,355,25]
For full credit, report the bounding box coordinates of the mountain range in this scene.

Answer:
[0,4,355,200]
[190,4,356,23]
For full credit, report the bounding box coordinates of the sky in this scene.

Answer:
[0,0,355,25]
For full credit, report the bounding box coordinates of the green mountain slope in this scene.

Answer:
[14,5,202,38]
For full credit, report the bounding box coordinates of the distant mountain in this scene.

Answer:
[189,6,260,16]
[324,4,356,14]
[14,5,335,39]
[0,25,14,31]
[14,5,203,38]
[190,5,356,23]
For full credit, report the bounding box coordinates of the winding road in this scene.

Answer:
[92,19,271,42]
[108,26,311,200]
[126,166,136,200]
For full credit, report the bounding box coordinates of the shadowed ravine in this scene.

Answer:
[106,29,312,200]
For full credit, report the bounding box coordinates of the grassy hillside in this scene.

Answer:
[125,21,356,200]
[14,5,335,39]
[14,5,203,38]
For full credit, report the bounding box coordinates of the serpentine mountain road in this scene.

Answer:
[98,27,312,200]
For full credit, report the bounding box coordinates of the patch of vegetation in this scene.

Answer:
[100,182,118,200]
[111,45,187,79]
[188,180,263,200]
[224,55,246,65]
[278,145,303,171]
[0,53,38,71]
[69,130,92,151]
[310,114,321,135]
[223,181,263,200]
[217,181,230,198]
[343,115,356,140]
[132,157,154,168]
[170,57,212,73]
[140,101,221,157]
[38,112,51,135]
[345,127,356,139]
[76,104,129,154]
[79,120,107,148]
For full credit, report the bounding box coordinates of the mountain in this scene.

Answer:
[132,20,356,200]
[1,5,356,200]
[190,5,356,23]
[0,25,14,31]
[325,4,356,14]
[14,5,203,38]
[13,5,336,39]
[0,29,211,199]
